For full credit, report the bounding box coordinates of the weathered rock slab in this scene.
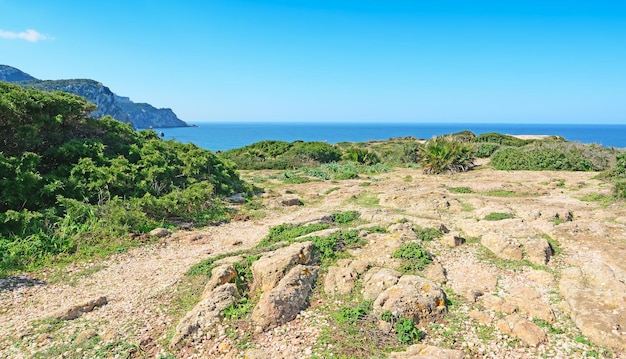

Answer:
[252,264,319,332]
[250,241,314,294]
[389,344,463,359]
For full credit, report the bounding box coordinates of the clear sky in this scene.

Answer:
[1,0,625,123]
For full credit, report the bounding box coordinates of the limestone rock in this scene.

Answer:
[497,314,546,346]
[171,283,239,346]
[226,193,246,203]
[469,310,492,325]
[252,265,319,332]
[389,344,463,359]
[481,233,523,261]
[422,262,447,284]
[441,233,465,247]
[149,227,172,238]
[56,296,108,320]
[281,198,303,206]
[250,241,315,294]
[362,267,402,301]
[324,265,358,295]
[446,261,498,302]
[559,263,626,351]
[519,237,553,265]
[372,275,447,329]
[201,263,238,299]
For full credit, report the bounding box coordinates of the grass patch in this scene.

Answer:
[344,190,380,208]
[483,212,515,221]
[448,186,474,194]
[331,210,361,224]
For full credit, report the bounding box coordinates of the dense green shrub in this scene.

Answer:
[490,142,616,171]
[0,82,248,273]
[342,147,380,165]
[392,242,431,273]
[418,136,475,174]
[472,132,532,147]
[474,142,500,158]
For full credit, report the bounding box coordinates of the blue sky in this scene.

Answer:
[1,0,625,123]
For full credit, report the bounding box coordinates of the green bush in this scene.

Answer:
[472,132,531,147]
[0,83,248,274]
[413,226,443,241]
[474,142,500,158]
[392,242,431,273]
[490,142,616,171]
[342,147,380,165]
[331,210,361,224]
[394,318,423,344]
[418,136,475,174]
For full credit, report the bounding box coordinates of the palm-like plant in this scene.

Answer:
[418,136,475,174]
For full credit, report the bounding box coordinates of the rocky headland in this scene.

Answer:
[0,65,189,128]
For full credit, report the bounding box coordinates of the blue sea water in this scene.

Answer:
[153,122,626,152]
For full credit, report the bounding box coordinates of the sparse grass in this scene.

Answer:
[344,190,380,208]
[483,212,515,221]
[448,186,474,194]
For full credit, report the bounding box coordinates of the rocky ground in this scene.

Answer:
[1,164,626,358]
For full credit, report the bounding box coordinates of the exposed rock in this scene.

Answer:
[324,265,358,295]
[446,261,498,302]
[171,283,239,346]
[250,241,315,294]
[497,314,547,346]
[362,267,402,301]
[281,198,303,206]
[519,237,553,265]
[422,262,447,284]
[226,193,246,204]
[75,329,98,343]
[201,264,238,299]
[441,233,465,247]
[559,263,626,351]
[56,296,108,320]
[507,284,555,323]
[469,309,492,325]
[481,294,517,314]
[481,233,523,261]
[389,344,463,359]
[252,265,319,332]
[149,228,172,238]
[372,275,447,329]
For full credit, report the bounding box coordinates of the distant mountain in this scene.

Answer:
[0,65,190,128]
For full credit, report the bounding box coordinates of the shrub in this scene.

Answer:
[474,142,500,158]
[472,132,531,147]
[342,147,380,165]
[394,318,423,344]
[413,226,443,241]
[418,136,475,174]
[331,210,361,224]
[490,142,616,171]
[392,242,431,273]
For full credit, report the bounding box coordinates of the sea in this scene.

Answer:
[151,122,626,152]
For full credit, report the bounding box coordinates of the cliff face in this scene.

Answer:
[0,65,189,128]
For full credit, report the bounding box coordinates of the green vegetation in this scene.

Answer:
[0,82,248,275]
[331,210,361,224]
[483,212,515,221]
[447,186,474,194]
[490,142,617,171]
[418,136,475,174]
[392,242,431,273]
[412,225,443,241]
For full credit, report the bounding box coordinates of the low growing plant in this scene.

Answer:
[392,242,431,273]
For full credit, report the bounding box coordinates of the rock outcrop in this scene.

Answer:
[1,65,189,128]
